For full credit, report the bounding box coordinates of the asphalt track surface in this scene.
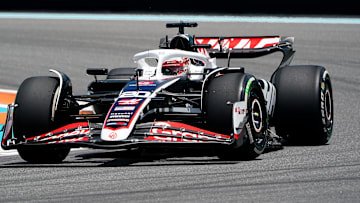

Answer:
[0,17,359,202]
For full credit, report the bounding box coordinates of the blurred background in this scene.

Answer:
[1,0,358,15]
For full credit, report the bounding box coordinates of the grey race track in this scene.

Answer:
[0,18,359,202]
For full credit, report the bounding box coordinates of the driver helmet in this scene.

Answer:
[162,57,189,75]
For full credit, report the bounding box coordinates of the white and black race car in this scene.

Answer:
[1,22,333,163]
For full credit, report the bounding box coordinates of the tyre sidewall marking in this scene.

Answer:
[320,71,333,138]
[245,79,267,154]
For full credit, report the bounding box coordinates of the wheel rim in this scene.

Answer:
[251,98,263,133]
[325,89,332,122]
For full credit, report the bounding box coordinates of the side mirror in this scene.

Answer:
[86,68,108,82]
[86,68,108,76]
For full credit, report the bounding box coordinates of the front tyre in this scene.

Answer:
[204,73,267,160]
[13,76,71,163]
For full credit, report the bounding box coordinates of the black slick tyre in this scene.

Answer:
[13,76,70,163]
[272,65,333,145]
[204,72,267,160]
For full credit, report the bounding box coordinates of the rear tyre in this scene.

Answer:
[204,72,267,160]
[272,65,333,145]
[13,77,71,163]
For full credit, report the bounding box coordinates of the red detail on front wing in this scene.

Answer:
[144,121,231,143]
[25,122,90,142]
[46,136,90,144]
[11,121,233,148]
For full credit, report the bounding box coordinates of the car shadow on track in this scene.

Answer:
[75,149,250,167]
[0,144,286,168]
[92,143,284,167]
[0,148,266,168]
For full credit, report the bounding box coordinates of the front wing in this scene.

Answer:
[1,104,282,151]
[1,106,234,150]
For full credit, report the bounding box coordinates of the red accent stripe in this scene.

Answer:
[161,121,230,138]
[151,121,231,140]
[26,122,89,140]
[46,136,90,144]
[195,37,280,49]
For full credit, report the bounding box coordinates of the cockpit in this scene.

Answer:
[162,58,189,76]
[133,49,216,81]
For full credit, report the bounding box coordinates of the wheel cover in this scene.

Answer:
[248,91,267,153]
[251,98,263,133]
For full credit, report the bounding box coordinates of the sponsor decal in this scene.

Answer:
[107,118,130,122]
[149,127,207,142]
[146,134,221,142]
[118,99,142,105]
[232,101,247,140]
[120,91,151,98]
[104,97,146,130]
[146,121,230,142]
[320,72,333,136]
[25,122,89,141]
[47,137,89,144]
[139,81,153,85]
[215,72,224,78]
[109,132,117,139]
[129,81,157,87]
[116,122,127,126]
[114,106,136,111]
[234,106,246,115]
[106,122,127,126]
[35,129,90,142]
[106,122,118,126]
[109,112,132,119]
[321,90,325,122]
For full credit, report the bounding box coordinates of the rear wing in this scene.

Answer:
[194,36,295,68]
[195,36,279,56]
[159,22,295,68]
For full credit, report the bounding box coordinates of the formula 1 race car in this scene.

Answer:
[1,22,333,163]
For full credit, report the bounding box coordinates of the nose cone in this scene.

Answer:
[101,128,132,141]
